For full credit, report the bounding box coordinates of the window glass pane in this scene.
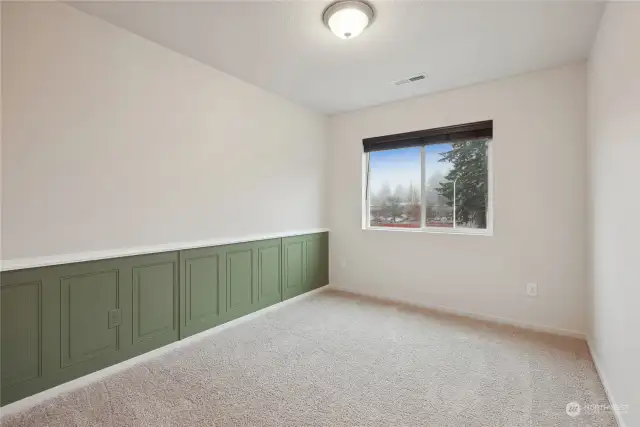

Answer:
[369,147,421,228]
[425,139,489,229]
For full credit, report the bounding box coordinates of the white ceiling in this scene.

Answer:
[71,1,604,114]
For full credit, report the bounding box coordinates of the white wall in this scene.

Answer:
[328,63,587,335]
[1,2,326,261]
[588,3,640,426]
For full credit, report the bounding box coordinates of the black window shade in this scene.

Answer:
[362,120,493,153]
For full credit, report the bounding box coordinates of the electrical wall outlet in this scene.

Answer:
[108,308,122,328]
[526,283,538,297]
[340,259,347,269]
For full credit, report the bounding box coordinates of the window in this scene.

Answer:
[364,121,492,234]
[368,147,422,228]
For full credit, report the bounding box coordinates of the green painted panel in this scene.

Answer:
[259,248,280,298]
[282,236,306,300]
[180,247,227,338]
[1,231,328,406]
[321,233,329,287]
[1,282,41,388]
[1,268,55,406]
[126,252,179,356]
[132,262,177,344]
[226,244,255,320]
[60,270,119,368]
[304,233,329,290]
[1,251,182,406]
[189,257,219,320]
[47,259,129,400]
[305,236,322,291]
[256,239,281,308]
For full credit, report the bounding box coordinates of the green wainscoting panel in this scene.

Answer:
[2,266,62,406]
[60,270,120,368]
[180,246,227,338]
[131,253,179,354]
[1,251,180,406]
[180,238,286,336]
[282,236,306,300]
[305,233,329,291]
[51,257,130,388]
[225,243,256,321]
[304,235,323,292]
[254,239,282,309]
[1,231,328,406]
[1,281,42,389]
[282,233,329,300]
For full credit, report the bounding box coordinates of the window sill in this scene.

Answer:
[363,226,493,237]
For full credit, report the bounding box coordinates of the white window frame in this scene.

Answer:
[363,140,494,236]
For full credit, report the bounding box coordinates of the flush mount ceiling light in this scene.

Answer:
[323,1,374,40]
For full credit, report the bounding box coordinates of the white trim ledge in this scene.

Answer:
[0,228,330,272]
[0,286,330,419]
[363,226,492,237]
[327,284,585,339]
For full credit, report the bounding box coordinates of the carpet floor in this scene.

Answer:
[1,290,616,427]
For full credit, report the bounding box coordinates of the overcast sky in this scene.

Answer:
[369,144,453,195]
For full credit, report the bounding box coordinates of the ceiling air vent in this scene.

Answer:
[393,73,427,86]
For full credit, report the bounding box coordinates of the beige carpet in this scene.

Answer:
[2,290,616,426]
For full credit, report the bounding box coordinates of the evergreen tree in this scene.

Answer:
[436,140,488,228]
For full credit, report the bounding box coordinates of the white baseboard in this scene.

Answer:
[327,284,586,339]
[0,286,329,419]
[586,339,628,427]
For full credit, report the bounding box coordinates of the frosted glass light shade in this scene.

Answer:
[323,1,374,40]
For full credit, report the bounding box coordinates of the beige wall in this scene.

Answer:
[328,63,588,335]
[588,3,640,426]
[1,2,327,260]
[1,1,636,420]
[0,2,3,265]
